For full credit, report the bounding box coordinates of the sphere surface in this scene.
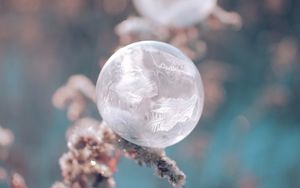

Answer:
[133,0,217,27]
[96,41,204,148]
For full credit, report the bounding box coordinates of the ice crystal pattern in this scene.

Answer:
[96,41,204,148]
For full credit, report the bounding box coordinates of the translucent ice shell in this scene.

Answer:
[133,0,217,27]
[96,41,204,148]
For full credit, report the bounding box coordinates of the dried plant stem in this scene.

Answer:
[0,127,27,188]
[10,173,27,188]
[52,75,96,121]
[115,137,186,187]
[52,75,186,188]
[212,5,242,29]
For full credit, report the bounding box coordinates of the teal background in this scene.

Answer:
[0,0,300,187]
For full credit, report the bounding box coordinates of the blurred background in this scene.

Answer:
[0,0,300,187]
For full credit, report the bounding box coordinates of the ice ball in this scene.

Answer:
[132,0,217,27]
[96,41,204,148]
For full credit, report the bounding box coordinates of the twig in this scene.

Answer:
[212,5,242,30]
[52,75,96,122]
[116,137,186,187]
[10,173,27,188]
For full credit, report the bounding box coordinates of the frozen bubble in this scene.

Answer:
[96,41,204,148]
[133,0,217,27]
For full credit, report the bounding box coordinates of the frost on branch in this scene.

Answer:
[0,126,27,188]
[116,137,186,187]
[0,126,13,184]
[52,75,96,122]
[0,126,14,161]
[52,75,186,188]
[115,1,242,61]
[58,118,117,188]
[115,17,169,44]
[10,173,27,188]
